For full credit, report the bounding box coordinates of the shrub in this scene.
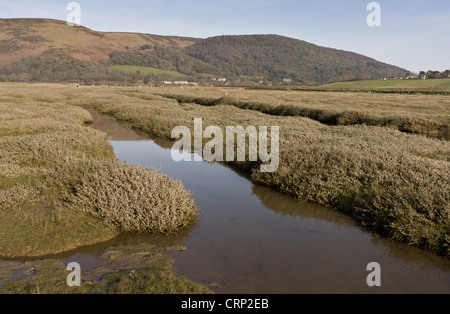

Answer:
[64,160,198,234]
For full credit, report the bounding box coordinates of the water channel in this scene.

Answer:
[86,110,450,294]
[1,109,449,294]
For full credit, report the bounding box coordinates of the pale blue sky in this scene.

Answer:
[1,0,449,72]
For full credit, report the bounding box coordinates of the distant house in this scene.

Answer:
[283,78,292,83]
[417,70,450,80]
[405,74,418,80]
[174,81,189,85]
[163,81,173,85]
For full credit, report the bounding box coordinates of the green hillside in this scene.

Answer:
[110,65,185,78]
[183,35,409,85]
[107,46,218,76]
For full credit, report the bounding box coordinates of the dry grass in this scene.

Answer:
[0,85,198,258]
[159,88,450,138]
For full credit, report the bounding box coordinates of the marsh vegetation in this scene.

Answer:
[0,83,448,263]
[1,83,449,294]
[0,84,199,258]
[64,85,449,257]
[161,89,449,138]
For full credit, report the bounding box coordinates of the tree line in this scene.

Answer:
[418,70,450,79]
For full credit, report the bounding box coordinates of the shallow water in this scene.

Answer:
[1,110,449,294]
[88,110,450,294]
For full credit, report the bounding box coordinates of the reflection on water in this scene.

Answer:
[87,109,146,141]
[89,110,450,294]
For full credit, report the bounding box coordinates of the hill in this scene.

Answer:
[0,18,410,84]
[183,35,409,85]
[0,18,200,67]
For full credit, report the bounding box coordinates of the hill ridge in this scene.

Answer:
[0,18,409,84]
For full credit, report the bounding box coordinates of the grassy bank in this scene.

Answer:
[0,243,211,294]
[160,91,449,138]
[0,85,199,258]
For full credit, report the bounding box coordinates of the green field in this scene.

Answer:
[110,65,185,78]
[321,78,450,91]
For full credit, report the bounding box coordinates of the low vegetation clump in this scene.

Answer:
[0,86,198,258]
[64,160,197,233]
[103,267,212,294]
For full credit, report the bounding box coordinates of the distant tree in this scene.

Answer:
[426,71,440,79]
[140,44,152,50]
[356,74,372,81]
[0,56,146,83]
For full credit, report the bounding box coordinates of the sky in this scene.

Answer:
[1,0,449,73]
